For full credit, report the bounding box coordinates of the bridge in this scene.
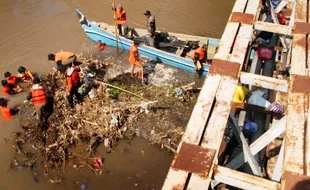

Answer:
[162,0,310,189]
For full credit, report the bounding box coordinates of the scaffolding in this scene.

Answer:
[162,0,310,189]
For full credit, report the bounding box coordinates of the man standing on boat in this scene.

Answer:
[129,41,143,79]
[192,44,208,78]
[112,4,129,37]
[143,10,156,47]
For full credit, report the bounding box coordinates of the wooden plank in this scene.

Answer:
[268,0,287,49]
[162,0,250,189]
[271,140,285,182]
[282,0,308,178]
[254,21,292,35]
[240,72,289,92]
[225,116,286,170]
[214,0,249,60]
[187,78,238,190]
[307,3,310,176]
[275,0,289,13]
[186,0,261,188]
[290,34,307,75]
[162,75,221,190]
[229,113,262,176]
[213,166,280,190]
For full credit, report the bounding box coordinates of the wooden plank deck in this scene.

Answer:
[162,0,310,189]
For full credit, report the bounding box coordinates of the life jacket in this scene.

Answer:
[2,85,10,95]
[116,9,127,24]
[97,43,106,50]
[55,52,75,62]
[129,45,139,65]
[192,47,206,60]
[31,84,47,107]
[6,76,17,85]
[0,106,12,120]
[66,67,80,92]
[257,47,273,60]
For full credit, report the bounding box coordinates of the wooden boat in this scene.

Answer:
[75,9,219,75]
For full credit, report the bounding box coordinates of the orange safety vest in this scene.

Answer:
[66,67,80,92]
[129,45,140,65]
[192,47,206,60]
[116,9,127,24]
[31,84,47,107]
[0,106,12,120]
[6,76,17,85]
[55,52,75,62]
[2,86,10,95]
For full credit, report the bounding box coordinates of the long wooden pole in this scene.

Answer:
[112,2,120,56]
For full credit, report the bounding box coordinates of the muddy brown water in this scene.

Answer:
[0,0,235,189]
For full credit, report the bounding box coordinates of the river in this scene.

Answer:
[0,0,235,189]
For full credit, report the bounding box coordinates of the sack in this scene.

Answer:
[257,47,273,60]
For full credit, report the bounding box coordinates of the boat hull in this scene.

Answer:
[76,9,211,75]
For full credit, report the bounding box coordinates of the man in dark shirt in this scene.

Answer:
[143,10,156,46]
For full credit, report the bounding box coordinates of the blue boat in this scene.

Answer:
[75,9,219,75]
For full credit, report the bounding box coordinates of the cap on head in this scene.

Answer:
[18,66,26,73]
[117,4,123,10]
[33,76,40,84]
[143,10,151,16]
[1,80,7,86]
[4,71,11,78]
[48,53,55,61]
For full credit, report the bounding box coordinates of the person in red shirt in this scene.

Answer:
[0,98,18,120]
[65,63,82,108]
[27,77,47,122]
[4,72,22,92]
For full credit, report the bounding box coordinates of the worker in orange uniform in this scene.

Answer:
[27,77,47,122]
[129,41,143,79]
[4,71,23,92]
[2,80,16,95]
[0,98,18,120]
[17,66,34,83]
[112,4,128,37]
[65,63,82,108]
[192,44,208,78]
[48,51,77,72]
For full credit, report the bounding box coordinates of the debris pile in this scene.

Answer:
[7,54,200,182]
